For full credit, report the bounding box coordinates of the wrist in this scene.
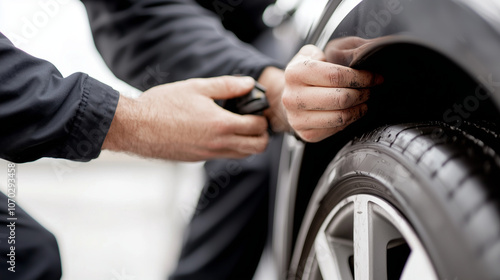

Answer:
[102,94,140,153]
[258,66,292,133]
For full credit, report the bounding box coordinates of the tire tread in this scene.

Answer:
[352,121,500,262]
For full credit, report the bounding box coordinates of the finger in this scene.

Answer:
[296,44,327,61]
[194,76,255,99]
[194,132,269,160]
[193,147,254,160]
[283,87,370,111]
[224,133,270,155]
[325,37,370,65]
[231,114,269,136]
[287,60,383,88]
[219,112,268,135]
[218,152,254,159]
[297,124,350,143]
[325,37,370,51]
[290,103,368,130]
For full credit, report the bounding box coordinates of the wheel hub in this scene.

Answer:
[303,194,438,280]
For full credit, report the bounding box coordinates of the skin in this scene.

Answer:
[281,44,383,142]
[102,76,269,161]
[103,44,383,161]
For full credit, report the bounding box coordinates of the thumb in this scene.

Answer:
[202,76,255,100]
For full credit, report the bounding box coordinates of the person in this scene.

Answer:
[80,1,383,279]
[0,26,275,278]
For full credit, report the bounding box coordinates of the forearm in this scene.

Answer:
[102,95,163,159]
[101,95,140,155]
[0,32,118,163]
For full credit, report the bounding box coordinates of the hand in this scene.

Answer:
[324,36,374,66]
[282,44,383,142]
[103,76,269,161]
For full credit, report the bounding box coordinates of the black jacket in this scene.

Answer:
[81,0,279,91]
[0,33,119,163]
[1,0,277,162]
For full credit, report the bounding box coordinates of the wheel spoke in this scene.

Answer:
[310,195,437,280]
[400,248,438,280]
[353,196,373,280]
[371,204,404,279]
[315,232,349,280]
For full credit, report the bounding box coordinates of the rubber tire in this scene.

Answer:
[289,121,500,280]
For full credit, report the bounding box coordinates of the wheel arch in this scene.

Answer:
[308,0,500,127]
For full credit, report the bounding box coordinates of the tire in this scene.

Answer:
[288,121,500,280]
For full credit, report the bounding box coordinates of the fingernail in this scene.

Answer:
[241,76,255,87]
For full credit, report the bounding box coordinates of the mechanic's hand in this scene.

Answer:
[103,76,269,161]
[324,36,373,66]
[282,44,383,142]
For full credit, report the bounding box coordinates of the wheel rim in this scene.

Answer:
[302,194,438,280]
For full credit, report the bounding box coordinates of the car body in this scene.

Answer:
[270,0,500,279]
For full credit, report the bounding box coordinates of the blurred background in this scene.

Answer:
[0,1,207,279]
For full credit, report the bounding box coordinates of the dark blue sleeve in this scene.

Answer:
[81,0,282,91]
[0,32,119,163]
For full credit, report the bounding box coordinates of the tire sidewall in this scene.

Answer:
[293,143,485,280]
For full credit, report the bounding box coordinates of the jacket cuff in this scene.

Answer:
[63,76,119,162]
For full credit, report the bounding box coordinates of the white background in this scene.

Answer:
[0,1,206,279]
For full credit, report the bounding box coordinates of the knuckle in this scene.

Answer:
[363,89,372,99]
[286,59,316,81]
[330,111,346,127]
[213,76,232,93]
[362,70,376,84]
[328,70,342,86]
[339,110,350,125]
[242,137,267,154]
[299,130,320,143]
[256,139,268,153]
[287,116,297,129]
[283,91,307,111]
[302,59,318,70]
[337,92,351,108]
[281,90,307,112]
[285,64,301,82]
[300,44,314,52]
[207,76,241,97]
[298,44,314,55]
[207,138,224,151]
[281,91,295,109]
[212,118,231,134]
[263,131,270,142]
[357,105,366,116]
[189,78,206,89]
[258,118,269,132]
[251,117,267,134]
[354,107,363,119]
[350,70,370,87]
[357,89,369,103]
[288,115,304,131]
[299,44,321,57]
[198,150,215,160]
[354,105,368,121]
